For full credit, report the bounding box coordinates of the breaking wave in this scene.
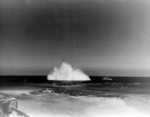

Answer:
[47,62,90,81]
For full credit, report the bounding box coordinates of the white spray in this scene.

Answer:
[47,62,90,81]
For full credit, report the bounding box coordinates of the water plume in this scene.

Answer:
[47,62,90,81]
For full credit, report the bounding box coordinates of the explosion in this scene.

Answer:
[47,62,90,81]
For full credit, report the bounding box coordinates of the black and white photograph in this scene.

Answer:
[0,0,150,117]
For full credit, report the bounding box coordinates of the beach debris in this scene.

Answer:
[0,94,29,117]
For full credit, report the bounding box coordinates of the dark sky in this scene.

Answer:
[0,0,150,76]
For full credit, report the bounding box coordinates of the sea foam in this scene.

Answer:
[47,62,90,81]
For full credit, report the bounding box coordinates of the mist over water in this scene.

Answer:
[47,62,90,81]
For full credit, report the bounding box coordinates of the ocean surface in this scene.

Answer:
[1,75,150,84]
[0,75,150,95]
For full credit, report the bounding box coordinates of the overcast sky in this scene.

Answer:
[0,0,150,76]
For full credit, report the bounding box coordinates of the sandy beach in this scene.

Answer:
[1,87,150,117]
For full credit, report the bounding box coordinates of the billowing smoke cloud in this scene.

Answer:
[47,62,90,81]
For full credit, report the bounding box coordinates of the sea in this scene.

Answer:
[0,75,150,97]
[1,75,150,84]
